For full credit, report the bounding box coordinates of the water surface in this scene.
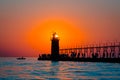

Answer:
[0,57,120,80]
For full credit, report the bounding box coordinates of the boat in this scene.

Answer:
[17,57,26,60]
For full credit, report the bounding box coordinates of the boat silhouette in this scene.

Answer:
[17,57,26,60]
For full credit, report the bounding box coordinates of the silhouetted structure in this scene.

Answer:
[60,42,120,59]
[51,32,59,61]
[38,34,120,63]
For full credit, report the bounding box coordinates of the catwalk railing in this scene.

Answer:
[38,42,120,62]
[60,42,120,58]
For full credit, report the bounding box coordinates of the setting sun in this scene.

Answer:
[55,34,58,38]
[26,18,87,54]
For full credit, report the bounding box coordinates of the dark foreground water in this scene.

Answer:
[0,58,120,80]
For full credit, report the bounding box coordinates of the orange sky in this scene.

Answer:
[0,0,120,57]
[26,18,87,53]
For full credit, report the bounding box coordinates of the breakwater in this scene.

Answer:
[38,42,120,63]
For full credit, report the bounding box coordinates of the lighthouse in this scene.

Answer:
[51,32,59,61]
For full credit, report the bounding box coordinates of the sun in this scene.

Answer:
[52,32,59,38]
[55,34,58,38]
[26,18,87,54]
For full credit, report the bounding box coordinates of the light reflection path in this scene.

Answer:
[0,57,120,80]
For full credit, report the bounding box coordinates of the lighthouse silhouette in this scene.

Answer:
[51,32,59,61]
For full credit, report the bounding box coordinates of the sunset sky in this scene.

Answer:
[0,0,120,57]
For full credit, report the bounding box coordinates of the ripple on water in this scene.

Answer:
[0,58,120,80]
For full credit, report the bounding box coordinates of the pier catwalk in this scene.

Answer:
[38,33,120,63]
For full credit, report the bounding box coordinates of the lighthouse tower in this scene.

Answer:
[51,32,59,61]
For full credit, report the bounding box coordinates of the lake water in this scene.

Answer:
[0,57,120,80]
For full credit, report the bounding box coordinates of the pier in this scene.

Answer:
[60,42,120,59]
[38,42,120,63]
[38,33,120,63]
